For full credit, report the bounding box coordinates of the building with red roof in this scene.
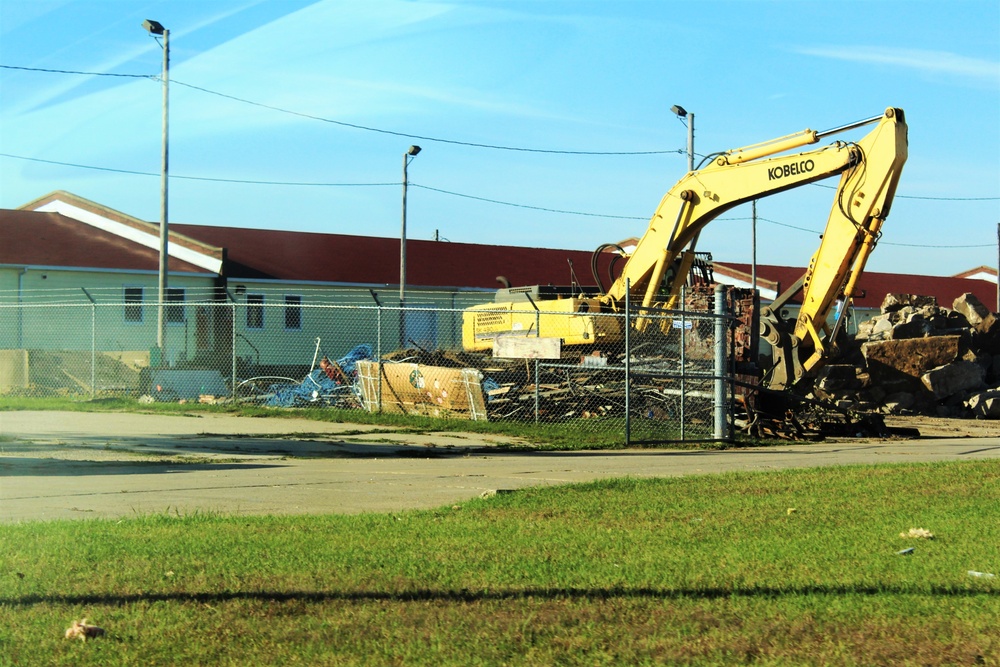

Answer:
[1,191,996,365]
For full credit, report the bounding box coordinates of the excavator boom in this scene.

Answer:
[463,107,908,391]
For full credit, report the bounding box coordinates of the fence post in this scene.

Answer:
[624,278,630,446]
[92,304,97,398]
[534,305,540,424]
[231,302,237,401]
[713,283,728,442]
[376,304,383,413]
[82,288,96,398]
[680,284,686,441]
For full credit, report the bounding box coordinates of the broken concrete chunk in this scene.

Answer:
[882,391,915,414]
[890,317,932,340]
[881,294,909,314]
[882,293,938,314]
[966,390,1000,419]
[862,336,962,385]
[953,293,997,334]
[872,317,894,336]
[816,364,860,391]
[920,360,986,400]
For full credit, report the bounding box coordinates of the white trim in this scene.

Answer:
[34,200,223,274]
[961,271,997,284]
[713,273,778,301]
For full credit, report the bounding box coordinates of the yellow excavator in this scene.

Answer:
[462,107,908,389]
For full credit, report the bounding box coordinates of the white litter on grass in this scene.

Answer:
[967,570,995,579]
[65,619,105,641]
[900,527,934,539]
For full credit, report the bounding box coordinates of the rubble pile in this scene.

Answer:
[808,292,1000,419]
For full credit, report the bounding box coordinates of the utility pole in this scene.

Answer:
[686,111,695,172]
[671,104,694,171]
[400,145,421,346]
[751,200,758,291]
[143,19,169,360]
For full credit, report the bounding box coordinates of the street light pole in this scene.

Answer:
[143,19,169,360]
[400,145,421,346]
[686,112,694,172]
[672,104,702,254]
[671,104,694,171]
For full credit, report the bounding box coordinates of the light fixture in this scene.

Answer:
[142,19,165,36]
[671,103,694,172]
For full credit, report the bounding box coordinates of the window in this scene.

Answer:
[246,293,264,329]
[284,295,302,330]
[124,286,144,323]
[166,287,186,324]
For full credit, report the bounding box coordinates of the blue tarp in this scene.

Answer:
[264,344,373,407]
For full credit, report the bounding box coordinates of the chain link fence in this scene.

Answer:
[0,286,742,444]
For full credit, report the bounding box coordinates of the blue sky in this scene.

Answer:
[1,0,998,277]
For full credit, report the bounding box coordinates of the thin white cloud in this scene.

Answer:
[795,45,999,81]
[2,0,272,117]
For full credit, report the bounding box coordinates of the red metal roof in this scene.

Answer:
[0,209,205,274]
[719,262,998,311]
[172,223,616,290]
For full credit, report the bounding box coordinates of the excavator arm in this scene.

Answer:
[776,108,907,387]
[601,107,907,386]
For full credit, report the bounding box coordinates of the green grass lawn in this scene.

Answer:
[2,460,998,666]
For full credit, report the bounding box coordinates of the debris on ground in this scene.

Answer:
[65,619,105,641]
[737,291,999,439]
[824,292,999,420]
[221,288,998,439]
[967,570,996,579]
[900,528,934,539]
[239,344,373,408]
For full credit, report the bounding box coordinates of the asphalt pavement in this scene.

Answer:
[2,410,998,523]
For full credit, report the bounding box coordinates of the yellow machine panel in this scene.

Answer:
[462,298,620,352]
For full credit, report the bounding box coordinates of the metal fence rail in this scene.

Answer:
[0,286,736,444]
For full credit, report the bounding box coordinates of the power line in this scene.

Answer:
[8,65,998,201]
[0,153,396,187]
[0,63,680,156]
[6,63,1000,197]
[0,64,153,79]
[810,182,998,201]
[170,79,680,155]
[2,151,996,248]
[722,215,995,249]
[411,184,645,220]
